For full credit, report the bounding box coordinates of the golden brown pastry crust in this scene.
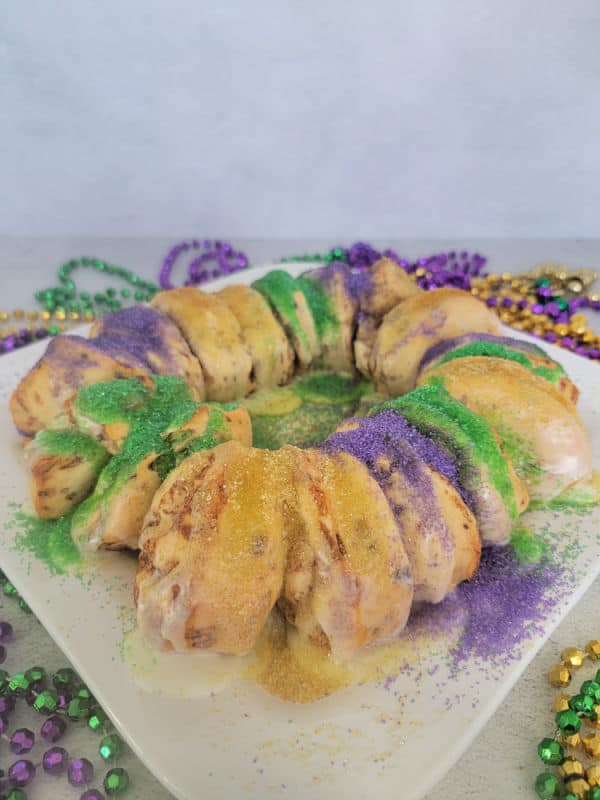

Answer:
[152,287,253,402]
[370,288,503,394]
[216,285,294,389]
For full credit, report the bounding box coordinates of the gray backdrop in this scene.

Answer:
[2,1,599,237]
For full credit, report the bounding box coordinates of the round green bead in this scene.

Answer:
[106,288,116,298]
[97,262,106,271]
[134,290,144,301]
[534,772,560,799]
[6,789,27,800]
[569,692,596,717]
[94,293,107,304]
[80,291,91,301]
[536,278,552,288]
[104,767,129,795]
[120,289,130,299]
[557,298,568,311]
[3,581,18,597]
[0,669,9,692]
[89,708,109,732]
[25,666,46,683]
[332,247,345,259]
[34,689,58,714]
[563,795,579,800]
[555,709,581,735]
[53,668,77,691]
[18,598,31,613]
[537,737,564,766]
[67,696,92,720]
[99,734,123,761]
[581,679,600,702]
[47,325,60,335]
[8,672,31,695]
[590,788,600,800]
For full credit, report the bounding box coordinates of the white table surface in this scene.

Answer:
[1,238,599,800]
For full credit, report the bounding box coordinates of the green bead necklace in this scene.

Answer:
[34,257,160,317]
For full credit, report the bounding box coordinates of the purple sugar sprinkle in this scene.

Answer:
[449,546,562,665]
[91,305,184,370]
[323,410,463,500]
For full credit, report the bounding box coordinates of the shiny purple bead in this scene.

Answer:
[43,746,68,775]
[80,791,106,800]
[68,758,94,786]
[57,689,72,709]
[10,728,35,754]
[41,714,67,742]
[8,759,36,786]
[3,335,16,351]
[0,621,13,640]
[0,694,15,714]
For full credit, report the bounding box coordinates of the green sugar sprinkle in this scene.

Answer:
[75,378,151,423]
[251,402,355,450]
[435,341,564,385]
[36,429,108,465]
[373,381,518,519]
[290,372,369,405]
[295,275,339,341]
[72,376,240,532]
[13,510,81,575]
[510,524,547,564]
[244,371,369,449]
[253,270,312,353]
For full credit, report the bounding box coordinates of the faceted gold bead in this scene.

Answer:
[7,326,18,335]
[499,312,512,323]
[565,777,591,798]
[554,693,572,712]
[558,732,581,748]
[587,765,600,786]
[583,733,600,757]
[555,324,570,338]
[571,313,588,326]
[549,664,572,687]
[40,310,51,320]
[415,267,426,277]
[511,321,526,331]
[559,758,585,778]
[0,311,9,322]
[26,310,38,321]
[69,312,80,321]
[479,291,491,300]
[562,648,588,668]
[590,705,600,727]
[589,292,600,302]
[83,311,95,322]
[586,641,600,661]
[13,309,24,320]
[470,287,480,296]
[583,332,595,343]
[54,309,67,321]
[572,325,588,336]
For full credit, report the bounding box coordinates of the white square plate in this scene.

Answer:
[1,263,600,800]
